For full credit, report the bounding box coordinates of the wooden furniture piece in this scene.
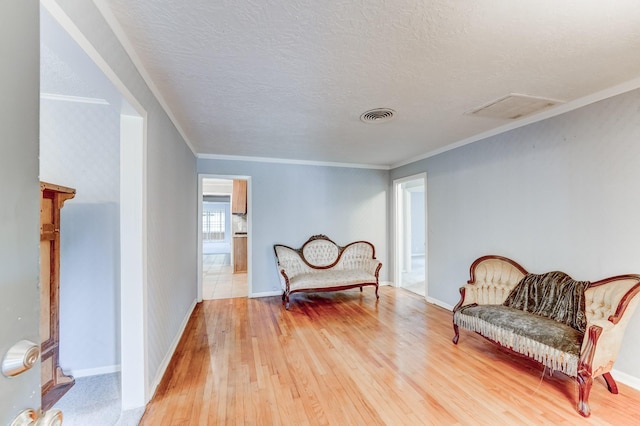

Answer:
[273,235,382,309]
[40,182,76,410]
[231,180,247,214]
[233,236,247,273]
[452,255,640,417]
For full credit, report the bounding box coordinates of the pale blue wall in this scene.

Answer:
[197,160,390,294]
[40,97,121,375]
[55,0,197,393]
[391,88,640,381]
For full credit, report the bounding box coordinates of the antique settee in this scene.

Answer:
[273,235,382,309]
[452,255,640,417]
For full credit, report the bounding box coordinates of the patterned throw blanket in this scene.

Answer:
[503,271,590,332]
[454,271,591,376]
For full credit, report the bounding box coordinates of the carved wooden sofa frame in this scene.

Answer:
[452,255,640,417]
[273,235,382,309]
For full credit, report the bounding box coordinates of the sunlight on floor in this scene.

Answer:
[203,254,247,299]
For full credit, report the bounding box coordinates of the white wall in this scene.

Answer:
[197,160,390,294]
[0,1,41,420]
[53,0,197,398]
[391,88,640,382]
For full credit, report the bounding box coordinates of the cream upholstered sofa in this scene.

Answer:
[452,255,640,417]
[273,235,382,309]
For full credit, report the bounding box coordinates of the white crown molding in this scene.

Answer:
[197,153,390,170]
[41,0,146,118]
[392,76,640,169]
[41,92,109,105]
[92,0,197,156]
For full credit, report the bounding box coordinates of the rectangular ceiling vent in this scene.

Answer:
[467,93,563,120]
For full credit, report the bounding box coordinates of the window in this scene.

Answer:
[203,209,225,241]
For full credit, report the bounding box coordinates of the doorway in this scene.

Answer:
[198,175,251,300]
[40,1,147,419]
[394,174,427,297]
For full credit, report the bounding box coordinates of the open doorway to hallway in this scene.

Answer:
[394,174,427,297]
[200,177,248,300]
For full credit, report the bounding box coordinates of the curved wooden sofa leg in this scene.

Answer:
[577,373,593,417]
[360,286,363,292]
[375,284,379,299]
[285,294,290,310]
[452,324,460,344]
[603,372,619,394]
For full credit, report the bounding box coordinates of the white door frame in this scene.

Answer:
[42,0,149,409]
[393,173,427,296]
[198,174,252,301]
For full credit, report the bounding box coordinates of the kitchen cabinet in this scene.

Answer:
[232,180,247,214]
[40,182,76,410]
[233,237,247,273]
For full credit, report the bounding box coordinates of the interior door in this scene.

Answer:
[394,174,427,296]
[0,1,44,423]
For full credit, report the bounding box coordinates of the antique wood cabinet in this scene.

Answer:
[40,182,76,410]
[231,180,247,214]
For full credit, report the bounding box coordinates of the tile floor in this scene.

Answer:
[401,255,426,296]
[203,253,248,299]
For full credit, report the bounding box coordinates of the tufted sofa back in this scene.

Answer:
[301,238,340,267]
[585,276,640,324]
[275,235,377,271]
[466,256,527,305]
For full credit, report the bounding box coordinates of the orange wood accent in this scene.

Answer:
[231,180,247,214]
[40,181,76,410]
[233,237,247,273]
[140,287,640,424]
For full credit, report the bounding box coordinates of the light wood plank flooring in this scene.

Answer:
[140,287,640,425]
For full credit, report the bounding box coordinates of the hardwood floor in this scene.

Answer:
[140,287,640,425]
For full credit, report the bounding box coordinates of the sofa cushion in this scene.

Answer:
[503,271,589,332]
[289,270,377,292]
[454,304,584,376]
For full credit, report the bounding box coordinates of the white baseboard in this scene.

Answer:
[250,290,282,298]
[67,364,121,378]
[426,296,454,311]
[380,281,393,286]
[612,368,640,391]
[149,298,197,398]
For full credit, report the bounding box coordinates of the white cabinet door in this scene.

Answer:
[0,1,43,423]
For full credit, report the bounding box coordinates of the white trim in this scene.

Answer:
[393,173,428,297]
[119,113,148,410]
[67,365,120,379]
[92,0,197,156]
[611,368,640,391]
[391,75,640,169]
[197,153,390,170]
[198,174,253,301]
[149,299,197,398]
[426,297,454,311]
[379,281,393,287]
[250,290,283,298]
[40,92,109,105]
[41,0,144,116]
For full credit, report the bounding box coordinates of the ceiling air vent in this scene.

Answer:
[360,108,395,123]
[468,94,563,120]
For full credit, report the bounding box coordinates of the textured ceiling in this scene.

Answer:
[100,0,640,167]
